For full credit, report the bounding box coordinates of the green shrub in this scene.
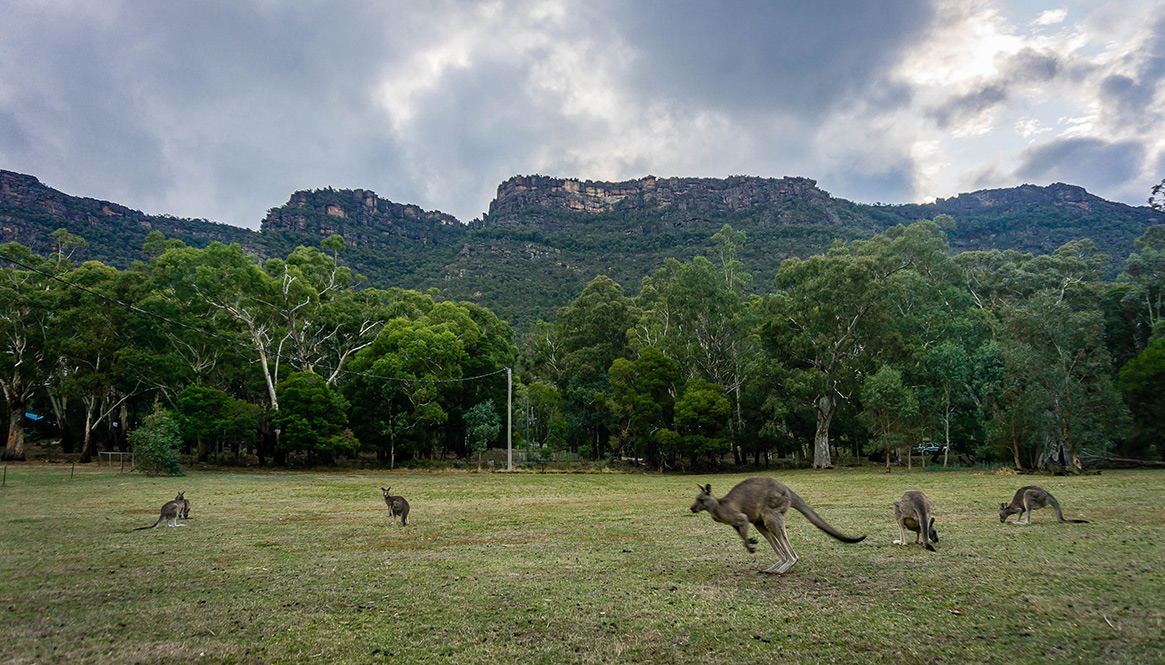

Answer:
[130,408,184,476]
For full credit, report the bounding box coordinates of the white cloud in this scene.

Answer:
[1034,9,1068,26]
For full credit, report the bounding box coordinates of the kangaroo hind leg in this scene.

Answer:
[760,510,798,574]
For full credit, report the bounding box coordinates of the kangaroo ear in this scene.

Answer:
[1000,502,1007,510]
[929,517,935,528]
[703,484,712,494]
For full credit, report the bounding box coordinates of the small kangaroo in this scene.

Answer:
[999,485,1088,525]
[690,477,866,574]
[381,487,410,526]
[176,491,190,519]
[134,492,187,530]
[893,490,938,551]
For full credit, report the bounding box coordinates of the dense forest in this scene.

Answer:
[3,211,1163,472]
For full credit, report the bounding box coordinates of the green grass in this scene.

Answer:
[1,465,1162,664]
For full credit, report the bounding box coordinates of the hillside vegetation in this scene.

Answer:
[4,169,1162,331]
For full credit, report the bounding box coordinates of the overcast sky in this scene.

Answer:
[2,0,1163,229]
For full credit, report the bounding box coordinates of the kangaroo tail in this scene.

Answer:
[789,491,866,543]
[1049,495,1089,524]
[134,515,163,531]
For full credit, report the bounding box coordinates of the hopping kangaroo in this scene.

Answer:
[893,491,938,551]
[999,485,1088,525]
[135,492,187,530]
[690,477,866,574]
[381,487,410,526]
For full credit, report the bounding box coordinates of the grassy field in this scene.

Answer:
[1,464,1162,664]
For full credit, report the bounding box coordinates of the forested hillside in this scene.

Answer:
[3,169,1163,333]
[3,168,1164,472]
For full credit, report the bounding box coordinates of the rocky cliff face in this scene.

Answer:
[925,183,1147,217]
[260,187,464,249]
[486,174,840,223]
[0,169,259,265]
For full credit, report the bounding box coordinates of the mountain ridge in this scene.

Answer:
[3,168,1163,331]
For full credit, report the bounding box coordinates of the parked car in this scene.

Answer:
[913,442,948,454]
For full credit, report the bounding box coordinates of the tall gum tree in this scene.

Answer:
[0,244,57,461]
[762,222,950,468]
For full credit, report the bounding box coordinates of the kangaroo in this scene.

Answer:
[690,477,866,574]
[893,491,938,551]
[134,492,186,530]
[999,485,1088,525]
[381,487,410,526]
[176,491,190,519]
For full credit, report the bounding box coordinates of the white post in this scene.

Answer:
[506,367,513,471]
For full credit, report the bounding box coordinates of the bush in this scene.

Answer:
[130,407,184,476]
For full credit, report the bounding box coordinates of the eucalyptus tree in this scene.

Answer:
[550,275,638,458]
[1115,336,1165,458]
[270,370,352,465]
[632,226,756,463]
[1119,225,1165,341]
[958,239,1126,470]
[345,298,476,466]
[53,260,143,462]
[673,378,732,465]
[762,221,951,468]
[261,239,383,383]
[464,400,501,467]
[608,345,678,467]
[998,292,1129,471]
[0,243,58,460]
[859,365,919,472]
[149,242,285,412]
[920,340,973,466]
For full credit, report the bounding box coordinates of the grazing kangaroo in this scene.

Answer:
[690,477,866,574]
[381,487,410,526]
[893,491,938,551]
[999,486,1088,525]
[134,492,187,530]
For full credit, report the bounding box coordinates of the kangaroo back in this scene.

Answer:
[788,490,866,543]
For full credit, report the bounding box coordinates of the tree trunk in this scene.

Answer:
[47,392,74,453]
[812,394,834,468]
[79,398,99,463]
[942,409,951,468]
[3,399,27,461]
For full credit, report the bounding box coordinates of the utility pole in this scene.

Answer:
[506,367,513,471]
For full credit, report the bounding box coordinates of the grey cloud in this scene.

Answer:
[602,0,934,117]
[928,85,1008,130]
[927,48,1065,130]
[1096,14,1165,132]
[1015,137,1145,191]
[1006,48,1062,82]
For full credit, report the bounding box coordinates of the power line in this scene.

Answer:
[0,252,509,385]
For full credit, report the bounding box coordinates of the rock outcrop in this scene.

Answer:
[260,187,463,249]
[486,174,838,221]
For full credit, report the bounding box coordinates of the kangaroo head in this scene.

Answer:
[927,516,938,543]
[175,492,184,500]
[998,503,1010,522]
[690,484,715,513]
[382,487,392,498]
